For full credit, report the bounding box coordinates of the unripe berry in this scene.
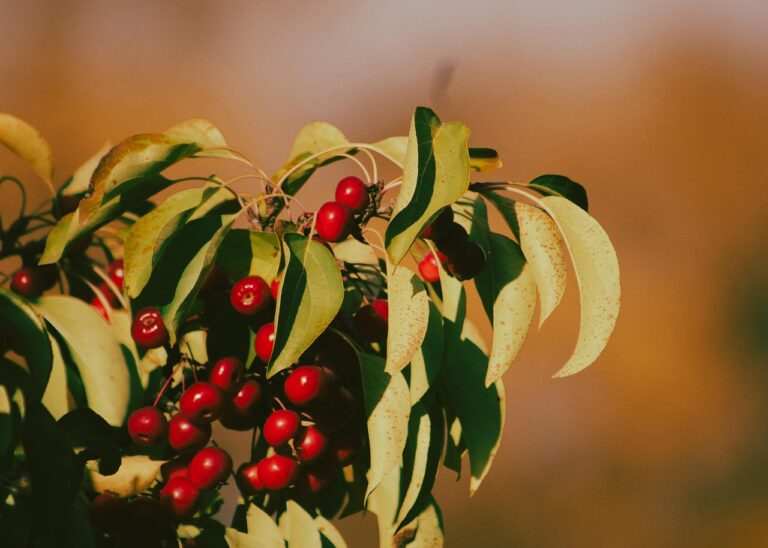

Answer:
[295,426,328,463]
[263,409,300,447]
[335,176,370,211]
[315,201,353,243]
[257,455,299,490]
[353,299,389,341]
[208,356,243,394]
[418,251,446,283]
[127,406,167,446]
[130,307,169,348]
[230,275,272,316]
[179,382,224,423]
[188,447,232,491]
[254,322,276,363]
[168,414,211,453]
[11,268,44,299]
[160,477,199,520]
[235,462,264,496]
[284,365,331,407]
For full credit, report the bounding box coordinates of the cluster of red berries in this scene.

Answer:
[314,176,370,243]
[417,207,486,282]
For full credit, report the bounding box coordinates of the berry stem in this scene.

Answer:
[153,358,187,408]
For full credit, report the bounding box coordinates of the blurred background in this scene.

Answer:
[2,1,768,546]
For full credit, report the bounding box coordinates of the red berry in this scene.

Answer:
[353,299,389,341]
[331,429,364,465]
[230,275,272,316]
[295,426,328,463]
[418,251,446,283]
[127,406,167,446]
[257,455,299,490]
[188,447,232,491]
[11,268,44,299]
[335,176,370,211]
[179,382,224,423]
[168,414,211,453]
[445,241,486,281]
[421,208,454,240]
[130,307,169,348]
[270,278,280,301]
[315,201,353,243]
[108,259,125,290]
[220,379,263,431]
[161,456,191,482]
[297,465,336,494]
[160,477,199,520]
[284,366,331,407]
[263,409,300,447]
[208,357,243,394]
[235,462,264,496]
[91,297,110,321]
[89,492,127,531]
[254,322,276,363]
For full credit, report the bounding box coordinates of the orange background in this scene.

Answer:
[3,1,768,546]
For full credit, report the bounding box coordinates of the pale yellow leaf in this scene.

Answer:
[0,113,54,181]
[385,264,429,375]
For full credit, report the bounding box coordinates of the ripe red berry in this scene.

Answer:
[254,322,276,363]
[161,456,191,482]
[89,492,127,531]
[235,462,264,496]
[179,382,224,423]
[335,176,370,211]
[127,406,168,446]
[418,251,446,283]
[295,426,328,463]
[257,455,299,490]
[270,278,280,301]
[208,356,243,394]
[445,241,487,281]
[230,275,272,316]
[331,429,364,465]
[421,207,454,240]
[130,307,169,348]
[284,366,331,407]
[188,447,232,491]
[220,379,263,431]
[168,414,211,453]
[108,259,125,290]
[160,477,199,520]
[263,409,300,447]
[315,201,353,243]
[91,297,110,321]
[297,465,336,494]
[353,299,389,341]
[11,268,44,299]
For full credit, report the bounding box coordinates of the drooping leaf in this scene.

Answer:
[35,295,130,426]
[164,118,231,152]
[369,136,407,167]
[269,233,343,377]
[529,174,588,211]
[368,466,401,547]
[217,229,281,283]
[315,515,347,547]
[224,503,284,548]
[540,196,620,377]
[408,301,444,405]
[60,142,111,196]
[401,499,444,547]
[385,107,471,265]
[359,353,410,498]
[0,289,52,402]
[41,333,71,420]
[279,501,322,548]
[468,147,502,173]
[385,264,429,375]
[515,202,568,327]
[0,113,54,181]
[480,190,520,239]
[58,408,121,475]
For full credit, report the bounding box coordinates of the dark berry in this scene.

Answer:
[421,207,454,240]
[10,268,44,299]
[353,299,389,341]
[434,222,468,257]
[89,492,127,531]
[445,241,487,281]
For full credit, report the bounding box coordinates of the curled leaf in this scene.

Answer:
[0,113,54,181]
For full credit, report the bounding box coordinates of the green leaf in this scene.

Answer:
[469,147,502,173]
[539,196,620,377]
[385,263,429,375]
[0,289,52,402]
[60,142,111,196]
[480,190,520,239]
[368,466,401,547]
[359,353,410,498]
[217,229,281,283]
[35,295,130,426]
[401,499,444,547]
[385,107,471,265]
[41,333,71,420]
[0,113,54,182]
[333,239,384,299]
[515,202,568,327]
[529,174,588,211]
[225,504,284,547]
[408,301,444,405]
[279,501,322,548]
[269,233,343,377]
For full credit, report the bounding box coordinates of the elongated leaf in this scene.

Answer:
[0,113,54,181]
[315,515,347,547]
[359,353,410,498]
[35,296,130,426]
[529,174,588,211]
[369,138,498,173]
[269,233,343,377]
[385,264,429,375]
[61,142,111,196]
[165,118,230,150]
[402,500,444,547]
[368,466,401,547]
[515,202,567,326]
[217,229,281,283]
[369,136,407,167]
[333,239,384,299]
[468,147,501,172]
[409,301,444,405]
[279,501,322,548]
[385,107,471,265]
[480,190,519,239]
[0,289,52,402]
[225,503,284,548]
[41,333,71,420]
[540,196,620,376]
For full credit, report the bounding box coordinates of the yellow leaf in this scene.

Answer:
[0,113,54,181]
[89,455,163,497]
[385,264,429,375]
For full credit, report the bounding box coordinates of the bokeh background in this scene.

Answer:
[3,1,768,546]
